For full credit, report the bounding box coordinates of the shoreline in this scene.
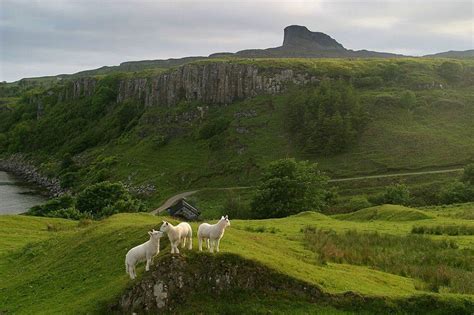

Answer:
[0,154,65,197]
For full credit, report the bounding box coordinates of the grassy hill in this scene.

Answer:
[1,203,473,314]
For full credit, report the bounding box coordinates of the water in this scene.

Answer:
[0,171,47,214]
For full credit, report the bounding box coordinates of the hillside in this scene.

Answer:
[1,203,473,314]
[211,25,403,58]
[424,50,474,59]
[1,58,473,207]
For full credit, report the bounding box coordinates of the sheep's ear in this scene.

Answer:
[221,216,225,219]
[152,229,156,232]
[148,231,153,236]
[225,215,228,219]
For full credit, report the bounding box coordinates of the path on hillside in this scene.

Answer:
[151,168,463,214]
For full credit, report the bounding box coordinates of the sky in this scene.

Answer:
[0,0,473,82]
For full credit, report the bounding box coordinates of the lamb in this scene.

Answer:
[125,229,164,280]
[198,215,230,253]
[159,221,193,254]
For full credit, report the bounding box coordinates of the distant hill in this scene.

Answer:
[424,49,474,58]
[210,25,404,58]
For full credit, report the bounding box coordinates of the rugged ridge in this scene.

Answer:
[61,62,319,107]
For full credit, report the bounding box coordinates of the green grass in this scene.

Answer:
[1,202,473,313]
[334,204,432,221]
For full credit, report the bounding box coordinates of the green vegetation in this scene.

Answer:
[1,58,474,210]
[285,79,368,155]
[412,225,474,236]
[251,158,331,218]
[334,205,432,221]
[1,202,473,314]
[28,181,145,219]
[303,227,473,294]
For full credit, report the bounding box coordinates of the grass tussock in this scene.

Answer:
[303,227,474,294]
[412,224,474,236]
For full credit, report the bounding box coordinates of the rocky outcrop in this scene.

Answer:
[0,154,65,197]
[61,62,319,108]
[111,253,323,313]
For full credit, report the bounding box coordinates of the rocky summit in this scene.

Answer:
[211,25,402,58]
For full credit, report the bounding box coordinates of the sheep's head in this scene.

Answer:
[148,229,164,240]
[220,215,230,227]
[159,221,170,232]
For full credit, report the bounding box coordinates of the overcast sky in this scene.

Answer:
[0,0,473,82]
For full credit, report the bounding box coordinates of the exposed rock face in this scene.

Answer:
[111,253,323,313]
[282,25,345,50]
[62,63,319,107]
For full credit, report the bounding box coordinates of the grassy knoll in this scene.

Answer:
[1,202,473,313]
[334,204,432,221]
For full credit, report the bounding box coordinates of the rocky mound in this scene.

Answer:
[211,25,402,58]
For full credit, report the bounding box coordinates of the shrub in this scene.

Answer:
[411,225,474,236]
[76,181,145,218]
[251,159,330,218]
[28,195,76,217]
[371,184,410,205]
[46,207,84,220]
[438,61,463,83]
[439,181,474,204]
[223,192,253,219]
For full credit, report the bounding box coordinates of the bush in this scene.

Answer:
[251,159,330,218]
[438,61,463,83]
[374,184,411,205]
[46,207,84,220]
[222,192,253,219]
[76,181,144,218]
[439,181,474,204]
[28,195,76,217]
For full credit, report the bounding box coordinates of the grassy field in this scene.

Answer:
[1,203,473,314]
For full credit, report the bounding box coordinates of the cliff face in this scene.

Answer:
[60,62,319,107]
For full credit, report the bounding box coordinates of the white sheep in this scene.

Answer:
[198,215,230,253]
[159,221,193,254]
[125,229,164,280]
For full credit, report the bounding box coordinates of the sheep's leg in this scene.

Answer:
[206,239,210,249]
[174,241,180,254]
[198,237,202,251]
[209,239,214,253]
[130,266,136,279]
[182,237,186,248]
[188,236,192,250]
[216,239,221,252]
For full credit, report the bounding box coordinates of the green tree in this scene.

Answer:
[76,181,144,218]
[251,159,330,218]
[382,184,411,205]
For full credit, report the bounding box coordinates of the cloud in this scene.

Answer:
[0,0,472,81]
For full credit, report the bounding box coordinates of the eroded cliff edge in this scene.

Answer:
[60,62,320,107]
